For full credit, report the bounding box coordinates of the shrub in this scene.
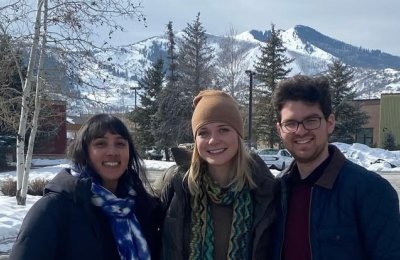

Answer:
[0,178,17,196]
[28,178,50,196]
[383,131,397,151]
[0,177,50,196]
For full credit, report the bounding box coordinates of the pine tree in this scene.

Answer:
[165,21,178,84]
[253,24,294,147]
[383,131,397,151]
[168,12,215,143]
[326,59,369,143]
[177,12,215,96]
[155,21,185,159]
[129,58,164,152]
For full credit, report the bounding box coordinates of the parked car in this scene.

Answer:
[144,146,163,160]
[178,143,194,150]
[256,148,293,171]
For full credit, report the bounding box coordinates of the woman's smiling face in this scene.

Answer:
[88,131,129,192]
[195,122,239,172]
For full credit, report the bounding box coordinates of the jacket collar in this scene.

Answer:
[281,145,346,189]
[315,145,346,189]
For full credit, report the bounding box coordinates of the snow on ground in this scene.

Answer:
[0,142,399,253]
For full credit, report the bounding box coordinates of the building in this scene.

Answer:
[3,100,68,161]
[355,93,400,148]
[354,99,380,147]
[379,94,400,147]
[66,114,92,142]
[33,100,67,158]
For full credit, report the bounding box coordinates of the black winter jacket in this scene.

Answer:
[160,149,278,260]
[9,169,162,260]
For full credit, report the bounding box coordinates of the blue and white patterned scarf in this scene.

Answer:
[91,182,151,260]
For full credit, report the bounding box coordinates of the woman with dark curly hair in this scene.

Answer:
[10,114,161,260]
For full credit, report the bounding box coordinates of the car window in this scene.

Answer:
[258,149,278,155]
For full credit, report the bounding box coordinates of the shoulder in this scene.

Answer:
[323,159,399,215]
[340,160,397,194]
[45,168,88,195]
[163,147,191,190]
[28,192,65,214]
[41,170,95,217]
[156,164,186,191]
[17,192,69,239]
[163,165,188,195]
[326,144,389,188]
[158,164,189,210]
[341,159,388,185]
[9,193,68,259]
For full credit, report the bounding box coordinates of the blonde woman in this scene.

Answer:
[161,90,277,260]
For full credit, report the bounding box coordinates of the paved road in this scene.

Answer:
[381,172,400,197]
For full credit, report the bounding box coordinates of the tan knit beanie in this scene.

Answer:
[191,90,244,137]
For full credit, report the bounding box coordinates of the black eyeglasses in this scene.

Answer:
[279,117,322,133]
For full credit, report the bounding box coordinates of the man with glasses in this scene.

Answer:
[271,75,400,260]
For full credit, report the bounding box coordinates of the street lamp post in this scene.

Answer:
[130,86,140,132]
[130,86,139,110]
[245,70,256,150]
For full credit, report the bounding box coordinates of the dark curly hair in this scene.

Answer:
[273,75,332,122]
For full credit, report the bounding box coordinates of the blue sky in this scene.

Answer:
[103,0,400,57]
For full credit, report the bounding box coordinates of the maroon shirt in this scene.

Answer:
[283,155,332,260]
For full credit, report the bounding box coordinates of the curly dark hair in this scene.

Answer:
[273,75,332,122]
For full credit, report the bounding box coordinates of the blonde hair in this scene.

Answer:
[187,137,257,195]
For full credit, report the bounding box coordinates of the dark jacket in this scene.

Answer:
[272,145,400,260]
[9,169,161,260]
[160,148,278,260]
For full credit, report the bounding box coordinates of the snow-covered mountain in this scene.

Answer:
[66,25,400,113]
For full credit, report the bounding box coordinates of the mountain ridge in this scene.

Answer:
[55,24,400,114]
[245,25,400,69]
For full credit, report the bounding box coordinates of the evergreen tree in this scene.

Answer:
[169,13,215,143]
[177,12,215,95]
[155,21,184,159]
[383,131,397,151]
[129,58,164,152]
[253,24,294,147]
[326,59,369,143]
[165,21,179,84]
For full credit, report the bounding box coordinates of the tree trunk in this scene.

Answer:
[22,0,47,201]
[16,0,44,205]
